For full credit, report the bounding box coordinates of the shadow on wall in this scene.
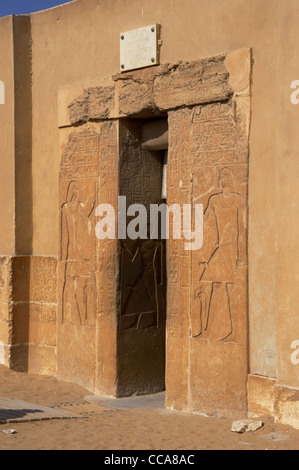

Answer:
[0,80,4,104]
[8,17,33,373]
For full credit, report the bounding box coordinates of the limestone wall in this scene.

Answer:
[29,0,279,382]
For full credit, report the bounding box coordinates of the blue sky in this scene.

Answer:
[0,0,75,17]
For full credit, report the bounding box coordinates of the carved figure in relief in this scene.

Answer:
[120,235,164,330]
[61,181,96,326]
[192,167,246,342]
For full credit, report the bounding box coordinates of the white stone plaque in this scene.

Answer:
[120,24,159,72]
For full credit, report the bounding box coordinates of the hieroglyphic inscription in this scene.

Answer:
[58,122,118,391]
[60,128,99,327]
[190,104,248,345]
[29,257,57,326]
[30,304,56,324]
[97,121,118,327]
[191,103,248,165]
[167,109,192,339]
[167,103,248,345]
[119,124,162,211]
[60,132,99,178]
[30,257,57,305]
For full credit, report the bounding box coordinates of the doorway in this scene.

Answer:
[117,117,168,397]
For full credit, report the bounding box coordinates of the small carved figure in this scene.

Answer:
[120,234,164,330]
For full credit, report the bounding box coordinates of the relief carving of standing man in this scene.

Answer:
[61,181,96,326]
[192,167,246,342]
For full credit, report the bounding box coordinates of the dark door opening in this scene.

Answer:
[117,117,168,397]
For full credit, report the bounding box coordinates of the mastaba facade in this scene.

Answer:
[0,0,298,428]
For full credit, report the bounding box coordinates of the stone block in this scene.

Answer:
[11,302,29,344]
[29,322,56,347]
[30,303,56,324]
[12,256,30,303]
[274,385,299,430]
[165,337,189,411]
[225,48,252,94]
[0,319,11,345]
[115,66,162,117]
[10,343,28,372]
[190,340,248,418]
[28,344,56,377]
[0,257,12,303]
[58,78,116,127]
[153,56,232,111]
[30,257,57,304]
[96,328,117,397]
[247,374,276,418]
[0,301,11,323]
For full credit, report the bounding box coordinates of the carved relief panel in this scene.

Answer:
[58,122,118,391]
[59,129,98,328]
[190,103,248,346]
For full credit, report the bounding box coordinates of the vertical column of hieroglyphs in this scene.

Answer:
[96,120,118,395]
[189,102,248,417]
[28,257,57,376]
[58,125,100,391]
[165,108,192,410]
[0,258,12,367]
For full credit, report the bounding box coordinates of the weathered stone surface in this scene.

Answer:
[153,56,232,110]
[274,386,299,430]
[28,344,56,377]
[58,125,100,389]
[0,299,11,323]
[30,303,56,324]
[248,374,276,418]
[231,419,264,433]
[225,48,251,94]
[165,337,189,412]
[60,50,248,124]
[29,322,56,347]
[28,257,57,376]
[166,94,249,417]
[30,257,57,304]
[68,81,115,125]
[58,121,118,392]
[115,55,233,117]
[115,70,156,117]
[96,120,119,395]
[0,257,12,303]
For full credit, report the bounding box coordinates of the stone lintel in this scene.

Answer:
[58,49,251,126]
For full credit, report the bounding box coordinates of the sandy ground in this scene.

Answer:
[0,365,299,451]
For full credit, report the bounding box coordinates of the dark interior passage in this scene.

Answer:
[117,118,168,397]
